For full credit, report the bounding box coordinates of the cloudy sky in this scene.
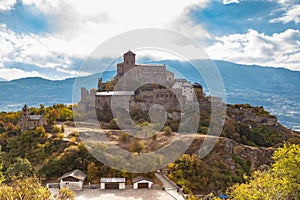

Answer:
[0,0,299,80]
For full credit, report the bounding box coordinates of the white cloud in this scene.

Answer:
[0,0,213,80]
[207,29,300,70]
[170,2,211,42]
[21,0,207,36]
[270,5,300,24]
[0,24,85,80]
[277,0,294,4]
[18,0,212,45]
[0,25,65,66]
[2,0,299,81]
[0,68,43,81]
[223,0,240,4]
[0,25,14,62]
[0,0,16,11]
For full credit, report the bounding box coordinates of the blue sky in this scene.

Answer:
[0,1,51,34]
[189,1,298,36]
[0,0,299,80]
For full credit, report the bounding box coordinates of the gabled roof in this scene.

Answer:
[96,91,134,96]
[58,169,86,181]
[100,178,125,183]
[29,115,42,121]
[132,176,153,183]
[124,50,135,56]
[23,104,29,110]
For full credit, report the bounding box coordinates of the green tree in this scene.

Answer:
[169,154,202,194]
[57,108,73,121]
[229,143,300,199]
[0,175,51,200]
[6,127,47,164]
[0,164,5,184]
[6,157,33,177]
[272,143,300,199]
[57,188,75,200]
[45,109,58,127]
[87,162,99,183]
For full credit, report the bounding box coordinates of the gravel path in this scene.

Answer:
[74,189,175,200]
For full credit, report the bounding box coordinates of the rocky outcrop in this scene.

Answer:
[227,105,278,127]
[186,135,275,171]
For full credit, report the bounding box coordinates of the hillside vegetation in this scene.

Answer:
[0,102,299,197]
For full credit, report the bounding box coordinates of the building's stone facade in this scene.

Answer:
[77,88,96,111]
[77,51,204,119]
[116,50,174,85]
[172,79,195,102]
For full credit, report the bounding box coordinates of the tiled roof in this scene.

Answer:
[100,178,125,183]
[29,115,42,121]
[124,50,135,56]
[132,176,153,183]
[58,169,86,181]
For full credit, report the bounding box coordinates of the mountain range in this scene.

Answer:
[0,60,299,129]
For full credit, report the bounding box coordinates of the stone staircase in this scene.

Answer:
[155,173,178,190]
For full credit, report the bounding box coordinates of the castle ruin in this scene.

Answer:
[77,51,204,120]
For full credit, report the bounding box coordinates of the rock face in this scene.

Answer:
[227,105,278,127]
[187,135,275,170]
[220,138,275,169]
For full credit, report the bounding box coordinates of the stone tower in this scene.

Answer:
[98,77,103,92]
[22,104,29,118]
[123,50,135,73]
[20,104,29,131]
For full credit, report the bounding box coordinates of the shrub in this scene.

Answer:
[119,131,129,142]
[163,126,173,136]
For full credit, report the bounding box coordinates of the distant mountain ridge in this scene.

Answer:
[0,60,299,129]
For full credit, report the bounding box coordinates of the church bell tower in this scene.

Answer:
[123,50,136,73]
[22,104,29,117]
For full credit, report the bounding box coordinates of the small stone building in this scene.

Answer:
[19,104,46,131]
[95,91,134,111]
[133,176,153,189]
[58,169,86,191]
[172,79,195,101]
[100,178,126,189]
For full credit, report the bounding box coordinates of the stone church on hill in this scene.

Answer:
[19,104,46,131]
[115,50,174,84]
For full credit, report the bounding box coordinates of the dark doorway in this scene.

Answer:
[138,183,149,188]
[105,183,119,189]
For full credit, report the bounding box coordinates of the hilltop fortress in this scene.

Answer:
[78,51,209,120]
